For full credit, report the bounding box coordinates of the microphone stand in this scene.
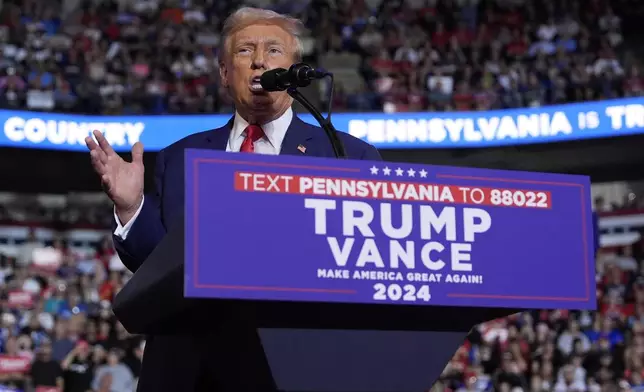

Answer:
[287,77,347,159]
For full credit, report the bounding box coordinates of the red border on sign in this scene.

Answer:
[190,158,591,302]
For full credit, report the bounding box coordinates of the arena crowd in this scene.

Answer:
[0,0,642,391]
[0,0,642,115]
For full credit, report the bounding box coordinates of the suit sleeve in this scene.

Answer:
[112,149,168,272]
[360,143,383,161]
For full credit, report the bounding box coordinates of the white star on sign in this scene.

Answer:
[419,169,428,178]
[395,168,404,176]
[369,166,379,175]
[382,167,391,175]
[407,168,416,177]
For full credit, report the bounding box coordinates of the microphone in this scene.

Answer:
[260,63,329,92]
[260,62,347,158]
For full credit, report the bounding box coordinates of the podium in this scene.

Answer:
[113,149,596,392]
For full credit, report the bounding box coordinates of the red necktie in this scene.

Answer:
[239,125,265,153]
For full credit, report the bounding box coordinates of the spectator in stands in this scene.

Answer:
[91,348,134,392]
[29,340,64,390]
[51,319,77,362]
[557,319,591,356]
[0,335,29,390]
[61,340,94,392]
[552,364,586,392]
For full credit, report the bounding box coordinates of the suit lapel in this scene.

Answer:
[206,117,234,150]
[280,115,316,157]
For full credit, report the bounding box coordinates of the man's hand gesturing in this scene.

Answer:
[85,130,145,225]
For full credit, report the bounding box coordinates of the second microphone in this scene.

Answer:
[260,63,330,92]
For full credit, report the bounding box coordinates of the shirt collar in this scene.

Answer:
[230,107,293,150]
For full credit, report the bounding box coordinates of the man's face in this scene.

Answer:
[220,23,295,123]
[40,344,52,359]
[107,352,119,365]
[78,344,90,358]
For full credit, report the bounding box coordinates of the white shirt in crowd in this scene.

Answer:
[557,331,591,355]
[113,108,294,240]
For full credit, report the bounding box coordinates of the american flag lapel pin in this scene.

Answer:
[297,144,306,153]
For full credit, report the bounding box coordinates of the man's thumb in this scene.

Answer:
[131,142,144,163]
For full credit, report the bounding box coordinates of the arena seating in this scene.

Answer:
[0,0,643,391]
[0,0,641,115]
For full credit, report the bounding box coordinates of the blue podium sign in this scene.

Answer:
[184,149,596,310]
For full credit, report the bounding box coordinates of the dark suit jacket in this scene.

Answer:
[112,114,382,392]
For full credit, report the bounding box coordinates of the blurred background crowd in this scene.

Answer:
[0,0,642,115]
[0,0,642,391]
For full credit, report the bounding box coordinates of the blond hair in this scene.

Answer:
[219,7,305,63]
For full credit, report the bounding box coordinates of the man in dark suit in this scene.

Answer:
[85,6,381,392]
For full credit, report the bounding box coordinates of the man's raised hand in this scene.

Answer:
[85,130,145,225]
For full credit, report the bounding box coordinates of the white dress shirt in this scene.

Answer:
[113,108,294,240]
